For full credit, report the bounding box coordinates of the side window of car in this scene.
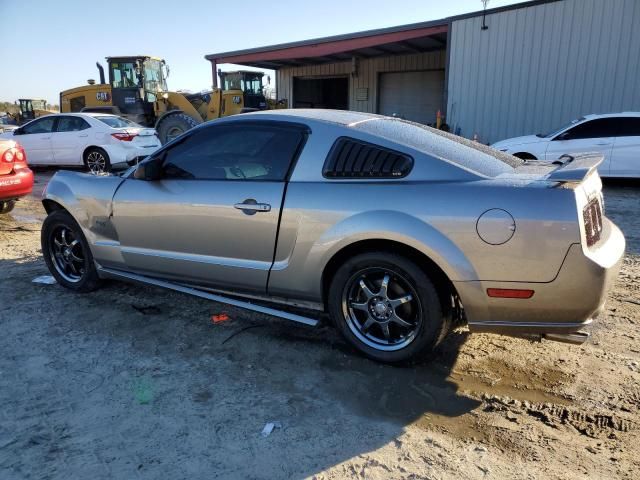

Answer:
[21,117,56,135]
[161,124,305,181]
[615,118,640,137]
[56,117,91,132]
[559,119,618,140]
[323,137,413,178]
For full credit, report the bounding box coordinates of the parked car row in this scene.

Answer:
[492,112,640,178]
[0,115,19,134]
[0,113,161,174]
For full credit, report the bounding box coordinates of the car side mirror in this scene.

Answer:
[134,158,163,181]
[13,128,22,135]
[554,132,569,141]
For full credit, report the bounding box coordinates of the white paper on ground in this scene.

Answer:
[32,275,57,285]
[261,421,282,437]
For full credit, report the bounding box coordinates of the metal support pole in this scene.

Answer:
[211,60,218,89]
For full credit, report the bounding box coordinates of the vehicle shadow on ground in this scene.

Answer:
[0,254,481,479]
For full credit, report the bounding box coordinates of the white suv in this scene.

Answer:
[492,112,640,178]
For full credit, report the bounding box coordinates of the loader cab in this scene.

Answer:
[106,56,168,126]
[17,99,37,122]
[15,99,48,124]
[219,71,267,112]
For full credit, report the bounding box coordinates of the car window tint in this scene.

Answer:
[560,118,618,140]
[56,117,90,132]
[162,125,304,181]
[615,117,640,137]
[22,117,56,134]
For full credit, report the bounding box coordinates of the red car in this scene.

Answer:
[0,139,33,214]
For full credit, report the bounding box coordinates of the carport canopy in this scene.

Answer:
[205,20,448,73]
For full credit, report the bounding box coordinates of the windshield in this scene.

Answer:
[111,62,139,88]
[20,100,33,113]
[223,72,263,94]
[538,117,585,138]
[143,59,168,100]
[32,100,47,110]
[242,74,263,95]
[95,116,140,128]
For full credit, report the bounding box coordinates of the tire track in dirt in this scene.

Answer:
[482,394,633,438]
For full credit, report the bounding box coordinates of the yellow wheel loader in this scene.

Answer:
[60,56,268,143]
[9,99,55,125]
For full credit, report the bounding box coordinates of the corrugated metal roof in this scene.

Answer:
[205,0,562,68]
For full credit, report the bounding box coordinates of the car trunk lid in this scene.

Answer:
[496,153,605,249]
[113,127,159,147]
[538,153,605,249]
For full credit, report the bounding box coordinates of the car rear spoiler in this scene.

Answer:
[546,153,604,183]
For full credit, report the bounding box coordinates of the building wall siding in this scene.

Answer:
[276,50,446,114]
[447,0,640,143]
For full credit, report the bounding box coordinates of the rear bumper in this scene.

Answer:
[0,167,34,201]
[455,218,625,339]
[103,143,160,169]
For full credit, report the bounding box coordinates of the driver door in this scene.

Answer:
[14,116,57,165]
[110,121,307,294]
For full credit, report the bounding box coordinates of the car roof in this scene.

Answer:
[583,112,640,119]
[230,109,522,175]
[29,112,121,120]
[241,108,383,126]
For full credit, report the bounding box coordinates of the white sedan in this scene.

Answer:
[491,112,640,178]
[0,113,161,174]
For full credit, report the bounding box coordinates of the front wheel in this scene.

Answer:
[328,252,448,363]
[0,200,15,214]
[41,210,102,292]
[156,113,199,144]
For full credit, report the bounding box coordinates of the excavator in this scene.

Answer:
[60,56,269,143]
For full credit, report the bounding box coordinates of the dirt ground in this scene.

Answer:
[1,171,639,480]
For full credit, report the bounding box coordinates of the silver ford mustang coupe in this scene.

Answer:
[41,109,625,363]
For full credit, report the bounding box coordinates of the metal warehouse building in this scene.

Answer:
[206,0,640,144]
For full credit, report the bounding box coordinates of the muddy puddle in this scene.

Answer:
[317,339,570,441]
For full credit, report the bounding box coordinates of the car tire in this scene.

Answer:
[41,209,102,293]
[328,251,448,364]
[157,112,199,144]
[0,200,15,214]
[84,147,111,174]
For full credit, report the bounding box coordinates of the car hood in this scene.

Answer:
[491,135,548,149]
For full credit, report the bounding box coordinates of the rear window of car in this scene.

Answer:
[95,116,139,128]
[354,118,523,177]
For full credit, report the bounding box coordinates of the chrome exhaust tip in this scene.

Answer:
[543,331,590,345]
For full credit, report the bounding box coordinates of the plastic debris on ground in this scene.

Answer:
[32,275,56,285]
[261,421,282,437]
[211,313,230,324]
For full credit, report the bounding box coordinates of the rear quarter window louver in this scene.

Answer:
[323,137,413,179]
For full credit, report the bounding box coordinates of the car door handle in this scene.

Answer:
[234,199,271,215]
[595,141,611,145]
[78,133,89,137]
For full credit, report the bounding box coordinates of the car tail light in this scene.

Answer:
[111,132,138,142]
[583,197,603,247]
[487,288,535,299]
[2,144,26,164]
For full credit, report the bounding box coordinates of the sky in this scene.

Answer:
[0,0,529,105]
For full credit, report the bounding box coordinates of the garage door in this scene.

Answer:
[378,70,445,125]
